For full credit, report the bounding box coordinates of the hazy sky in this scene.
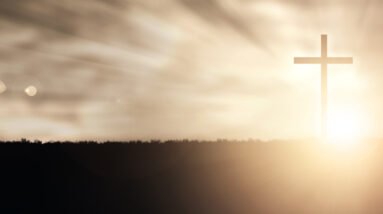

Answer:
[0,0,381,140]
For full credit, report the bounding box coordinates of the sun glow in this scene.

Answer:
[327,108,369,145]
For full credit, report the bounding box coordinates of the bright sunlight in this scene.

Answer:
[327,107,369,144]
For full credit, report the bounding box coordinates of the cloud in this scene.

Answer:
[0,0,380,139]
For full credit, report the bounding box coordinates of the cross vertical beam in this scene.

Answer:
[294,34,353,140]
[321,35,328,140]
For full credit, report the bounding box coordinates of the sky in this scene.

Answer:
[0,0,381,141]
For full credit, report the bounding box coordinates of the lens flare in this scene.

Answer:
[25,85,38,97]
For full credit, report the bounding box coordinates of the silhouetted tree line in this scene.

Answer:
[0,138,292,144]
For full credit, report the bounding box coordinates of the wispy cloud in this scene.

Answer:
[0,0,379,140]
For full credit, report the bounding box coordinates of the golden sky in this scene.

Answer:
[0,0,380,140]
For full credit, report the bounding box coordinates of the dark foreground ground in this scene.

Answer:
[1,140,383,214]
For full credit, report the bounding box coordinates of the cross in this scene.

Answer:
[294,34,353,140]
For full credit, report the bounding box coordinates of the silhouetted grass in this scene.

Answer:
[0,139,382,214]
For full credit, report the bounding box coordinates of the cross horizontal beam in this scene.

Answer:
[294,57,353,64]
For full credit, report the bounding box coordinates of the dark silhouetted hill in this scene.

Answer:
[0,139,382,213]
